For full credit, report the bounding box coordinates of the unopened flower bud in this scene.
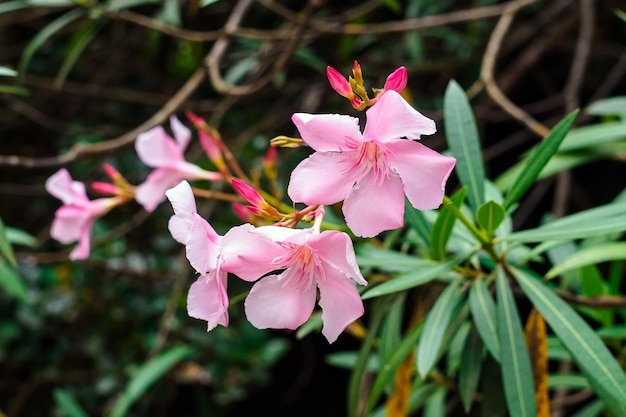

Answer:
[352,60,363,85]
[326,66,353,98]
[91,182,121,196]
[383,66,407,93]
[231,178,265,208]
[232,202,254,223]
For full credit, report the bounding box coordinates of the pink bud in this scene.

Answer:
[232,202,253,222]
[91,182,120,196]
[231,179,265,208]
[102,163,121,181]
[352,60,363,84]
[350,96,363,109]
[326,66,353,98]
[186,111,204,126]
[383,66,407,92]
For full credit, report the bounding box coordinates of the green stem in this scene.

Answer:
[442,196,500,261]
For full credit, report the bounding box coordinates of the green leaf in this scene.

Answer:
[54,389,89,417]
[559,121,626,152]
[502,110,579,210]
[361,254,463,300]
[417,280,465,377]
[443,80,485,211]
[379,293,405,366]
[0,1,30,15]
[548,374,590,389]
[6,227,37,247]
[0,66,17,77]
[476,200,505,235]
[404,199,431,245]
[430,187,467,260]
[0,262,27,302]
[513,268,626,414]
[108,345,192,417]
[495,267,536,417]
[26,0,77,5]
[54,20,101,88]
[617,8,626,23]
[505,216,626,243]
[459,326,484,413]
[105,0,160,11]
[348,298,387,417]
[423,387,446,417]
[370,384,437,417]
[546,243,626,279]
[0,217,17,268]
[18,8,85,81]
[469,278,500,361]
[365,321,424,415]
[326,351,378,371]
[356,244,433,273]
[295,312,322,339]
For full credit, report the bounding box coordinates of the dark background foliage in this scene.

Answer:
[0,0,625,416]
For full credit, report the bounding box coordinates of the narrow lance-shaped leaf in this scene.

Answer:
[361,254,464,300]
[430,187,467,260]
[18,8,85,82]
[53,389,89,417]
[469,278,500,361]
[108,345,192,417]
[366,322,424,415]
[546,243,626,279]
[0,216,17,268]
[496,267,536,417]
[504,216,626,243]
[0,262,27,302]
[503,110,579,211]
[459,325,485,413]
[417,279,465,378]
[444,80,485,211]
[513,268,626,414]
[54,20,101,88]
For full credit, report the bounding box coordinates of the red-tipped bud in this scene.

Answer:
[352,60,363,84]
[103,163,122,181]
[231,178,265,208]
[350,96,363,109]
[232,202,253,222]
[91,181,120,196]
[383,66,408,92]
[186,111,204,126]
[326,66,353,98]
[187,111,224,166]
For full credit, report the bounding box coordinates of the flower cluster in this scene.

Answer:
[45,61,455,342]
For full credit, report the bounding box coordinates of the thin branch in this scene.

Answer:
[480,0,550,138]
[557,292,626,309]
[0,63,206,170]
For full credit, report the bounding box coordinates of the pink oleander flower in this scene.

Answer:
[135,116,223,212]
[288,90,456,237]
[46,168,122,260]
[219,222,367,343]
[165,180,228,331]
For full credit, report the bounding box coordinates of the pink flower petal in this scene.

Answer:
[292,113,363,152]
[244,273,317,330]
[169,116,191,151]
[307,231,366,285]
[288,152,357,205]
[342,171,405,237]
[317,266,365,343]
[135,126,184,168]
[187,271,229,331]
[50,206,85,243]
[45,169,86,205]
[252,225,307,244]
[363,91,436,143]
[387,140,456,210]
[136,168,182,212]
[165,180,198,217]
[220,224,286,281]
[69,222,93,260]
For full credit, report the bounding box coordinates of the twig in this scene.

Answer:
[480,0,550,138]
[0,64,207,169]
[556,292,626,309]
[205,0,316,96]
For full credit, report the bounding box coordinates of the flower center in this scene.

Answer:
[272,243,322,290]
[345,140,390,185]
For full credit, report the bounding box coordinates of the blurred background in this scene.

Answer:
[0,0,625,416]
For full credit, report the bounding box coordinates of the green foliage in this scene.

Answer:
[443,80,485,212]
